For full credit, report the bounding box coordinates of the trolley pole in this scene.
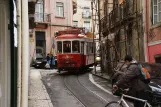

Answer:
[91,0,96,74]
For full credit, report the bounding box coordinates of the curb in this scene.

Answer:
[90,69,112,83]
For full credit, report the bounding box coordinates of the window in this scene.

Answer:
[57,41,62,53]
[87,42,89,54]
[89,42,93,54]
[91,42,94,53]
[152,0,161,24]
[155,54,161,64]
[87,42,92,54]
[63,41,71,53]
[82,7,91,18]
[73,21,78,27]
[35,0,44,13]
[83,21,90,32]
[72,41,80,53]
[81,42,84,54]
[56,2,64,17]
[35,0,44,22]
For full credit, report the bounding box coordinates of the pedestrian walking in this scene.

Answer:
[46,53,50,64]
[50,54,55,69]
[45,53,51,69]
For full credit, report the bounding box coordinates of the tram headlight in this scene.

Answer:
[96,56,101,62]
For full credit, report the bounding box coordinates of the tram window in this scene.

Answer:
[87,42,89,54]
[81,42,84,54]
[87,42,94,54]
[90,42,92,54]
[91,43,94,53]
[57,41,62,53]
[63,41,71,53]
[87,42,91,54]
[90,43,93,53]
[72,41,80,53]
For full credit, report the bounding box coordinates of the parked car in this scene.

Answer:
[33,53,46,69]
[33,53,57,69]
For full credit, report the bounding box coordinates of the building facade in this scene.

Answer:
[73,0,92,32]
[145,0,161,63]
[100,0,145,73]
[29,0,76,62]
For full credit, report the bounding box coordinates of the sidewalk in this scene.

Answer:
[28,69,53,107]
[91,66,111,82]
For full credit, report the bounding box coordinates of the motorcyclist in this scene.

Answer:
[113,55,150,107]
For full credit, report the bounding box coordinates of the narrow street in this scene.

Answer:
[40,69,119,107]
[1,0,161,107]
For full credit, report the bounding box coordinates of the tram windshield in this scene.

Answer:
[63,41,71,53]
[72,41,80,53]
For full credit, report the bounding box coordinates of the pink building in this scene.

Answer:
[144,0,161,63]
[29,0,77,61]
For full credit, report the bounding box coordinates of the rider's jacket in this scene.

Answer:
[116,63,150,92]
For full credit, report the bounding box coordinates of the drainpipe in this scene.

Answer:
[17,0,22,106]
[143,0,149,62]
[21,0,29,106]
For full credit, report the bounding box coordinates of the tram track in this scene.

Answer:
[77,75,110,103]
[41,70,120,107]
[62,73,109,107]
[63,75,87,107]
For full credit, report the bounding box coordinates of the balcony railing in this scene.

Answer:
[82,12,91,18]
[101,1,135,33]
[34,13,50,23]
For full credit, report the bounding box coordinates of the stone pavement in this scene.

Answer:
[28,68,54,107]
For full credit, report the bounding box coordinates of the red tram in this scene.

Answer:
[56,28,95,72]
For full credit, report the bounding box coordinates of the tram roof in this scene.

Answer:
[56,28,95,40]
[56,34,92,39]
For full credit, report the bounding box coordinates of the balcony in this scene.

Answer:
[29,13,50,29]
[101,1,136,34]
[82,12,91,18]
[34,13,50,23]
